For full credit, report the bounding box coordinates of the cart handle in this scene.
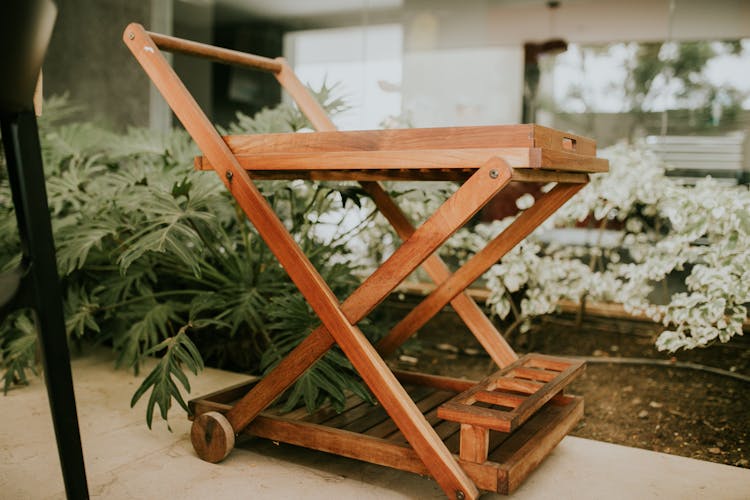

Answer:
[146,30,282,74]
[127,23,334,131]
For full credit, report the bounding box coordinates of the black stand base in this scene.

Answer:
[1,110,89,499]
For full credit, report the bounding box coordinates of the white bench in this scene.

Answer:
[645,133,748,185]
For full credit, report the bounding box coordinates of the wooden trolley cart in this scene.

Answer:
[123,23,608,499]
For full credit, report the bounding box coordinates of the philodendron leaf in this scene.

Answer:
[130,327,204,430]
[115,302,183,374]
[0,314,38,393]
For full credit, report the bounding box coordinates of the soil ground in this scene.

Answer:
[384,298,750,469]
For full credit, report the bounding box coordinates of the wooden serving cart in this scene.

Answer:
[123,23,608,499]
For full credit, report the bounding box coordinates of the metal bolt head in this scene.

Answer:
[225,170,234,181]
[455,491,465,500]
[128,32,135,40]
[489,169,499,179]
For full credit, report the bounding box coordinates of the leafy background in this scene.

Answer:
[0,90,381,428]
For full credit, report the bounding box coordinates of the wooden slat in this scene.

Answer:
[242,169,475,182]
[511,169,589,183]
[525,354,571,372]
[510,367,558,383]
[245,414,500,493]
[393,370,476,394]
[195,167,589,184]
[216,124,596,155]
[474,390,526,408]
[197,147,534,171]
[410,354,533,411]
[249,415,430,474]
[196,147,607,175]
[365,390,454,440]
[439,402,516,432]
[493,378,544,395]
[292,394,368,424]
[388,402,454,445]
[190,399,232,417]
[377,183,585,356]
[340,387,434,434]
[187,378,258,408]
[321,400,380,429]
[538,148,609,173]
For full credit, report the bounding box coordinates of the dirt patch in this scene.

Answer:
[385,300,750,469]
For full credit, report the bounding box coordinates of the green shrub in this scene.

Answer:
[0,90,377,428]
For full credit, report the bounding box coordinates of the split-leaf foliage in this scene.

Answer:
[0,89,381,428]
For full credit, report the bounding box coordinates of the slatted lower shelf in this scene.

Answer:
[189,370,583,495]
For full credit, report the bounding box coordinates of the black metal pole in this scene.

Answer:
[1,110,89,500]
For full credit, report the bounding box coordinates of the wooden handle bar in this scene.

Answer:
[144,30,282,74]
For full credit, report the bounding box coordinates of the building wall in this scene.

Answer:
[41,0,750,131]
[173,1,215,127]
[44,0,152,129]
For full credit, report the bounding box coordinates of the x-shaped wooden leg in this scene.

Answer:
[227,179,583,431]
[377,181,585,355]
[361,180,519,366]
[224,159,512,433]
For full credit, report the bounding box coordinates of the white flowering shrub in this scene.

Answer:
[351,143,749,352]
[489,144,748,351]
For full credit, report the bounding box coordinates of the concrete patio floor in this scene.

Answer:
[1,348,748,499]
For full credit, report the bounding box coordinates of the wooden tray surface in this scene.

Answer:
[194,125,608,181]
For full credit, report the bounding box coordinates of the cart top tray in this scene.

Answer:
[195,124,608,182]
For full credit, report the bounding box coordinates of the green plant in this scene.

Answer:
[0,89,376,428]
[348,143,748,352]
[470,144,748,350]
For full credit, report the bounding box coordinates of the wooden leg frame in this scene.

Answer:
[124,24,596,498]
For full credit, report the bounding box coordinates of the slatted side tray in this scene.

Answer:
[188,361,584,495]
[438,354,585,434]
[195,125,608,182]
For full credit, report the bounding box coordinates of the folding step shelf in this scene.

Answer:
[437,354,585,464]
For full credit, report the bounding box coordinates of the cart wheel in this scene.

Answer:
[191,411,235,463]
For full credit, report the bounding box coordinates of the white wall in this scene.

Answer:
[401,47,524,126]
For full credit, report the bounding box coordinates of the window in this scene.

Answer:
[285,24,403,130]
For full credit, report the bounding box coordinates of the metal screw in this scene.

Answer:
[128,32,135,40]
[226,170,234,181]
[455,491,465,500]
[489,169,499,179]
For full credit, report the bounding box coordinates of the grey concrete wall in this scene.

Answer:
[44,0,152,129]
[173,0,214,124]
